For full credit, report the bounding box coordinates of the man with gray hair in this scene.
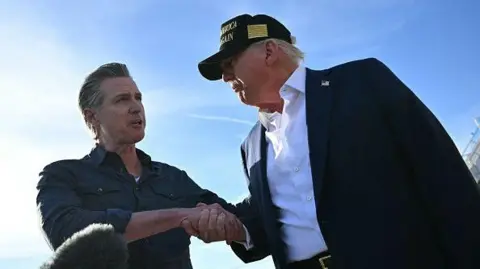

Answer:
[195,13,480,269]
[36,62,246,269]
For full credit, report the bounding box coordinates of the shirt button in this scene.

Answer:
[97,188,103,192]
[294,167,300,172]
[306,196,312,201]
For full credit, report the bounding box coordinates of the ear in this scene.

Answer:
[264,41,279,66]
[83,108,99,127]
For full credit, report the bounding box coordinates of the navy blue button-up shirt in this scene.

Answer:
[36,145,236,269]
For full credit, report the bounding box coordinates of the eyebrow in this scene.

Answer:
[114,92,130,99]
[113,92,142,100]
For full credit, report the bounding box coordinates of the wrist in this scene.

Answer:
[175,208,194,227]
[154,208,191,228]
[235,226,247,242]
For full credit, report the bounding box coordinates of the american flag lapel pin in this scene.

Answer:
[321,80,330,86]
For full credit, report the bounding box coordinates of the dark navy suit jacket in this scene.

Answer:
[230,58,480,269]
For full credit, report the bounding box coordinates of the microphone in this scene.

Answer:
[40,223,129,269]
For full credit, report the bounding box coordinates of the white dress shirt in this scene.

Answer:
[243,66,328,262]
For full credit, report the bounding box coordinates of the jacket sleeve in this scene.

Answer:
[367,58,480,268]
[229,145,270,263]
[195,191,270,263]
[229,194,270,263]
[36,162,133,250]
[191,145,270,263]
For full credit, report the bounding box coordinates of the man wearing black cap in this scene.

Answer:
[195,14,480,269]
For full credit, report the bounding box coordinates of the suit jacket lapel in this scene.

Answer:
[305,68,334,211]
[257,124,277,218]
[245,123,273,211]
[245,120,288,266]
[259,125,268,184]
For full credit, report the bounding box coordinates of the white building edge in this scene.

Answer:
[461,117,480,183]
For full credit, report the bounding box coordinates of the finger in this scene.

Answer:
[207,209,219,240]
[208,203,222,210]
[231,216,244,244]
[181,219,199,237]
[225,214,238,244]
[198,209,209,230]
[216,212,226,241]
[198,209,211,242]
[196,202,220,208]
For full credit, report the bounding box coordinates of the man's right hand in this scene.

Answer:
[181,203,245,244]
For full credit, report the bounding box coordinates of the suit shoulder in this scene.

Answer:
[327,57,385,72]
[241,121,262,150]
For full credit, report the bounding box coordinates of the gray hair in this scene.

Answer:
[252,36,305,64]
[78,62,131,139]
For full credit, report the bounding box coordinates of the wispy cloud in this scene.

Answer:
[188,113,256,126]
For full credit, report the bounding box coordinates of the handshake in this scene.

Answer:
[178,203,246,245]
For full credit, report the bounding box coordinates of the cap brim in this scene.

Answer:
[198,48,233,81]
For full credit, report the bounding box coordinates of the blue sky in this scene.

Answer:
[0,0,478,268]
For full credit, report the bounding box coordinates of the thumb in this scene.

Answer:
[181,219,199,237]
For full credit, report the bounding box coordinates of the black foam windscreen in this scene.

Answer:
[40,223,129,269]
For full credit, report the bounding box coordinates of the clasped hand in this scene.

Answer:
[180,203,245,244]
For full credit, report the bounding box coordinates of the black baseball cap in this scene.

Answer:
[198,14,293,81]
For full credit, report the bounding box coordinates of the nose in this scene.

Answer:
[222,71,234,83]
[129,100,142,114]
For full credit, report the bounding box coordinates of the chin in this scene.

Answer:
[130,131,145,143]
[134,134,145,143]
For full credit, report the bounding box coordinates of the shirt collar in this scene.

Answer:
[86,144,152,167]
[258,65,306,128]
[283,65,306,93]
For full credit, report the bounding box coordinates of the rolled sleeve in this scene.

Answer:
[36,162,132,249]
[105,208,133,233]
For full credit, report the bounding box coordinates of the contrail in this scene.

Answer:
[187,113,255,126]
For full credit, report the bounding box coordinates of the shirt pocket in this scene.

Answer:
[147,183,198,210]
[77,184,124,210]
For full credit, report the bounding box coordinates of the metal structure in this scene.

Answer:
[461,117,480,183]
